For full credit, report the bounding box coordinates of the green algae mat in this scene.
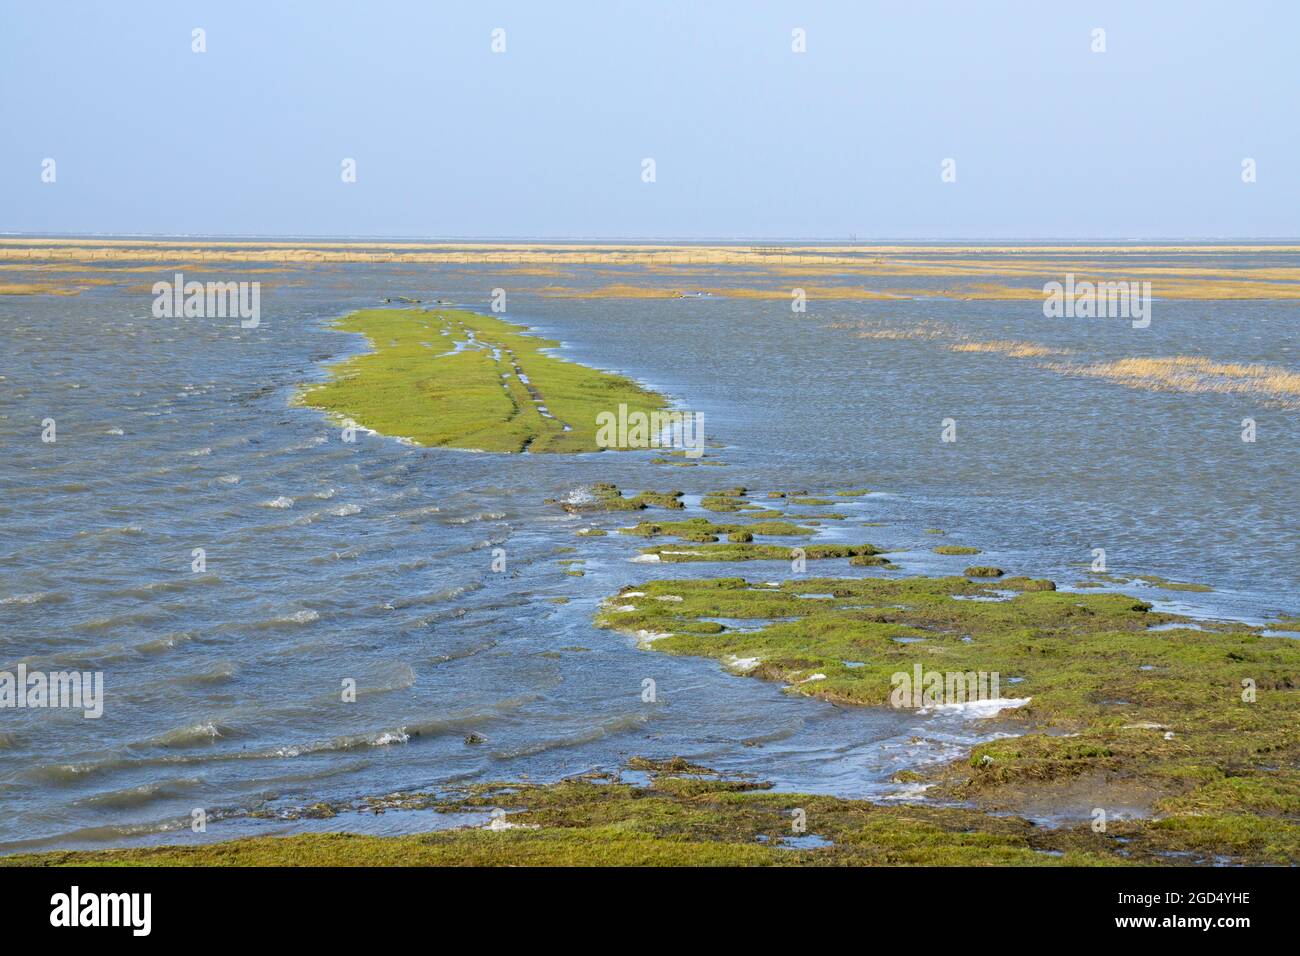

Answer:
[298,307,667,453]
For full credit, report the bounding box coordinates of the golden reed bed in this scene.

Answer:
[5,239,1300,301]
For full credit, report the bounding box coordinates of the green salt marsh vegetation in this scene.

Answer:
[699,488,785,515]
[618,517,816,541]
[593,574,1300,862]
[651,449,727,467]
[298,307,668,453]
[12,755,1292,866]
[635,542,894,565]
[1086,572,1214,593]
[548,483,684,513]
[0,770,1114,867]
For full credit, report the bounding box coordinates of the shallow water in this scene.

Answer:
[1,254,1296,852]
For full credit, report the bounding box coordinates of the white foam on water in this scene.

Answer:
[486,816,539,832]
[1,591,58,606]
[277,609,320,625]
[881,782,934,801]
[923,697,1032,718]
[635,629,672,647]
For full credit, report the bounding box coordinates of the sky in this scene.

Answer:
[1,1,1297,239]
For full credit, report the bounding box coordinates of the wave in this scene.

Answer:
[394,505,442,520]
[111,574,219,599]
[74,524,145,539]
[383,582,483,611]
[141,720,235,748]
[27,692,537,783]
[135,631,196,654]
[430,639,498,665]
[247,608,320,629]
[344,663,417,697]
[307,548,364,564]
[492,711,653,759]
[74,609,166,632]
[75,776,204,809]
[443,511,507,525]
[174,661,239,686]
[272,695,543,758]
[0,590,66,606]
[0,817,193,854]
[28,758,136,785]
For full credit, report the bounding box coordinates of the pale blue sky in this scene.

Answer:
[2,1,1296,238]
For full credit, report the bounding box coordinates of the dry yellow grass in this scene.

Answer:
[3,240,1299,301]
[0,282,81,295]
[851,325,1071,358]
[840,321,1299,408]
[539,283,687,299]
[766,258,1300,281]
[850,324,952,341]
[949,340,1071,359]
[541,283,906,300]
[955,279,1300,301]
[1042,356,1300,408]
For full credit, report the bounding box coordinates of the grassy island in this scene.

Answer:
[298,308,668,453]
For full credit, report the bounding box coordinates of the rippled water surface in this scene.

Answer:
[1,256,1296,851]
